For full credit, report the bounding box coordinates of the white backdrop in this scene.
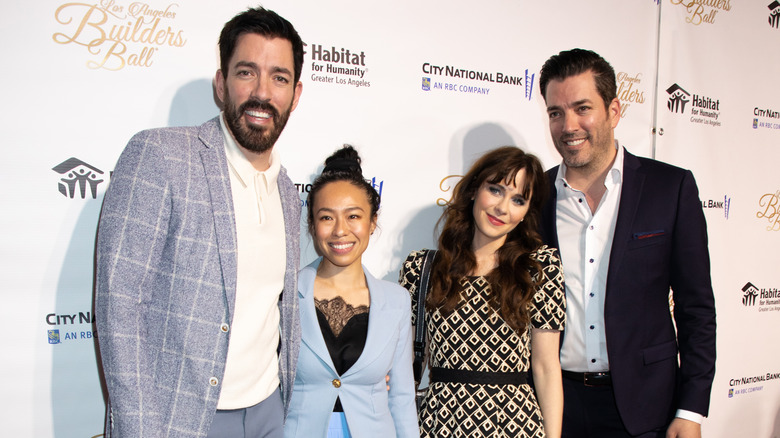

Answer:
[1,0,778,436]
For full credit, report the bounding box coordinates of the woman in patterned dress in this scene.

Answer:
[400,146,565,438]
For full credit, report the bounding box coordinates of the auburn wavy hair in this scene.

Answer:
[427,146,548,333]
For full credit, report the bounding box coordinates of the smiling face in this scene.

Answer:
[545,70,620,176]
[216,33,302,156]
[471,169,531,250]
[312,181,377,271]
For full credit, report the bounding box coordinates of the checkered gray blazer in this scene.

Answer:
[95,117,301,437]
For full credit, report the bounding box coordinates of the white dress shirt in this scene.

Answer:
[556,142,623,373]
[217,113,287,409]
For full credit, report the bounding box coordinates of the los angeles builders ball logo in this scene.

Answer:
[52,1,187,70]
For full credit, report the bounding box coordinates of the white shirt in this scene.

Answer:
[217,113,287,409]
[556,142,623,373]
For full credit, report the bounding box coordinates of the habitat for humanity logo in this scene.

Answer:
[752,106,780,130]
[52,1,187,70]
[52,158,106,199]
[421,62,535,100]
[701,195,731,219]
[770,1,780,28]
[756,189,780,231]
[46,310,97,344]
[308,43,370,88]
[666,83,721,127]
[669,0,731,25]
[741,282,780,312]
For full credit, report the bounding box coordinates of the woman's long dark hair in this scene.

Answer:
[427,146,548,333]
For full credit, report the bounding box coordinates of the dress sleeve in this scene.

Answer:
[530,245,566,331]
[398,250,425,326]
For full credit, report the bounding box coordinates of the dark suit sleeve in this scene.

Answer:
[668,170,716,416]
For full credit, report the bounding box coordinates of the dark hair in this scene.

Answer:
[429,146,548,333]
[307,145,381,236]
[218,7,304,84]
[539,48,616,109]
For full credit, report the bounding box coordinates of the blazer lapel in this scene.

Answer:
[198,118,238,319]
[299,260,338,374]
[342,267,398,378]
[540,168,560,249]
[607,149,645,290]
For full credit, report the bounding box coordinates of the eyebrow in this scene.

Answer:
[233,61,293,77]
[547,98,593,112]
[316,206,366,214]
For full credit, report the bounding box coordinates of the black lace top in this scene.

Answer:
[315,296,369,412]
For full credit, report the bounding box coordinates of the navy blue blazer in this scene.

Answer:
[539,148,716,435]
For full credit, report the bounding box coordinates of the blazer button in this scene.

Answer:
[209,377,219,386]
[220,323,229,333]
[332,379,341,388]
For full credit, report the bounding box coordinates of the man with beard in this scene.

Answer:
[95,7,304,437]
[537,49,716,438]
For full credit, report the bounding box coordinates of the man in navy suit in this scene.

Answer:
[537,49,716,438]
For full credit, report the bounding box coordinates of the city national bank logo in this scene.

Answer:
[46,310,98,344]
[702,195,731,219]
[666,83,722,127]
[770,1,780,28]
[670,0,731,26]
[52,158,106,199]
[308,43,370,88]
[741,282,780,312]
[752,106,780,131]
[52,1,187,71]
[756,190,780,231]
[421,62,535,100]
[616,71,647,118]
[728,370,780,398]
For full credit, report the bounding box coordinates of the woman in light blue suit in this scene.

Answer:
[285,146,418,438]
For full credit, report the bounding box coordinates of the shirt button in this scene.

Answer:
[589,258,594,263]
[590,292,595,297]
[332,379,342,388]
[209,377,219,386]
[220,323,229,333]
[579,198,583,203]
[591,359,596,363]
[589,225,594,230]
[590,325,595,330]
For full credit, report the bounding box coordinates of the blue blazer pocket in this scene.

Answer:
[642,340,678,365]
[627,230,668,250]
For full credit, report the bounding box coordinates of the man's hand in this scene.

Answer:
[667,418,701,438]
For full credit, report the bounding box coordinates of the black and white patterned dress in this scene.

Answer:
[399,245,565,438]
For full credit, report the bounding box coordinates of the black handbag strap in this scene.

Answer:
[413,249,437,384]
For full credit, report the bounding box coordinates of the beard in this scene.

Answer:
[223,91,293,154]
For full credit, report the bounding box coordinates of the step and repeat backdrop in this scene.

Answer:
[1,0,778,436]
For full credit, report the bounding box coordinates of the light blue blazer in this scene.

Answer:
[284,258,419,438]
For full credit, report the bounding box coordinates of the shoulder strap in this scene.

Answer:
[413,249,437,384]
